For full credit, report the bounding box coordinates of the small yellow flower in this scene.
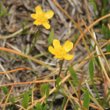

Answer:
[31,5,54,29]
[48,39,73,60]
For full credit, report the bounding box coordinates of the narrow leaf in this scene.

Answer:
[83,90,90,109]
[35,103,47,110]
[35,103,42,110]
[22,92,30,108]
[89,59,94,81]
[56,77,61,87]
[106,44,110,52]
[40,84,49,97]
[89,0,97,13]
[1,86,9,94]
[69,66,78,86]
[48,28,54,45]
[102,24,110,39]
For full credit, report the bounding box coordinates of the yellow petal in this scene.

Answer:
[31,14,37,19]
[45,10,54,19]
[55,55,63,60]
[35,5,43,14]
[43,22,50,29]
[64,54,73,60]
[48,46,55,54]
[63,40,73,52]
[53,39,61,49]
[33,20,41,25]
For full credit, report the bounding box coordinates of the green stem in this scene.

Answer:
[58,60,64,76]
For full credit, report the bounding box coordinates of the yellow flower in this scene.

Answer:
[31,5,54,29]
[48,39,73,60]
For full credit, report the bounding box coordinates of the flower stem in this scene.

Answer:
[58,60,64,76]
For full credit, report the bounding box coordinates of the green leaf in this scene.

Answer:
[73,34,79,43]
[0,3,8,17]
[101,0,109,16]
[102,24,110,39]
[34,103,47,110]
[1,86,9,94]
[55,77,61,88]
[106,44,110,52]
[22,91,30,108]
[68,66,78,86]
[43,104,48,110]
[55,77,61,92]
[83,90,90,109]
[89,59,94,81]
[89,0,97,13]
[40,84,49,97]
[48,28,54,45]
[35,103,42,110]
[102,24,110,52]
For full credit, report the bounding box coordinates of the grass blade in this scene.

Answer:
[89,59,94,81]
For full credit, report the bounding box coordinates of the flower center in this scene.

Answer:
[55,47,66,58]
[37,13,47,24]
